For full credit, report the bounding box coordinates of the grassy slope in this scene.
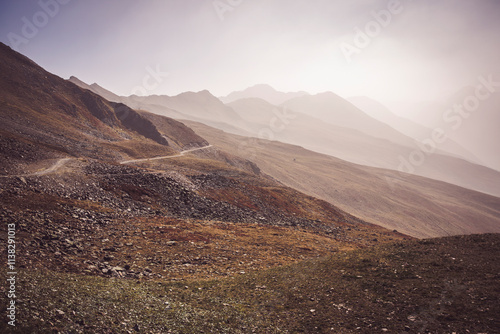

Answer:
[1,234,498,333]
[184,121,500,238]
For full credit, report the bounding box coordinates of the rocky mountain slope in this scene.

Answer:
[0,44,170,169]
[137,110,209,151]
[0,43,216,178]
[0,39,404,286]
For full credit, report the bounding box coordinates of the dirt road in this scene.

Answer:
[120,145,212,165]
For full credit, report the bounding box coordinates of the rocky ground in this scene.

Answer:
[0,156,496,334]
[0,233,498,333]
[0,156,403,284]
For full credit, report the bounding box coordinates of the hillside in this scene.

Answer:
[138,110,209,151]
[68,76,123,104]
[185,121,500,238]
[0,43,179,174]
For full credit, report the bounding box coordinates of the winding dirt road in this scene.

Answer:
[120,145,213,165]
[0,145,213,178]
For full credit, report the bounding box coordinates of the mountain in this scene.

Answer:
[282,91,419,147]
[185,120,500,238]
[68,77,251,136]
[70,75,500,197]
[133,90,242,123]
[347,96,481,164]
[1,42,499,334]
[220,84,309,105]
[0,44,190,175]
[347,96,425,135]
[227,97,500,197]
[227,97,419,167]
[401,83,500,171]
[68,76,123,103]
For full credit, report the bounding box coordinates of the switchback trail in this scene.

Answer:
[120,145,213,165]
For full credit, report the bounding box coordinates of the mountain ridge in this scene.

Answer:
[219,83,309,105]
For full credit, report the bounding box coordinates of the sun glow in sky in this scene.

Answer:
[1,0,499,115]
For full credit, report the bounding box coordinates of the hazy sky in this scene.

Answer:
[1,0,499,113]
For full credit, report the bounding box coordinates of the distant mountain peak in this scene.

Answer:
[197,89,215,96]
[244,84,279,92]
[90,82,105,89]
[68,76,121,103]
[177,89,219,101]
[68,75,87,86]
[220,84,309,105]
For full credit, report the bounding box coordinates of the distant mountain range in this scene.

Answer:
[68,78,500,198]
